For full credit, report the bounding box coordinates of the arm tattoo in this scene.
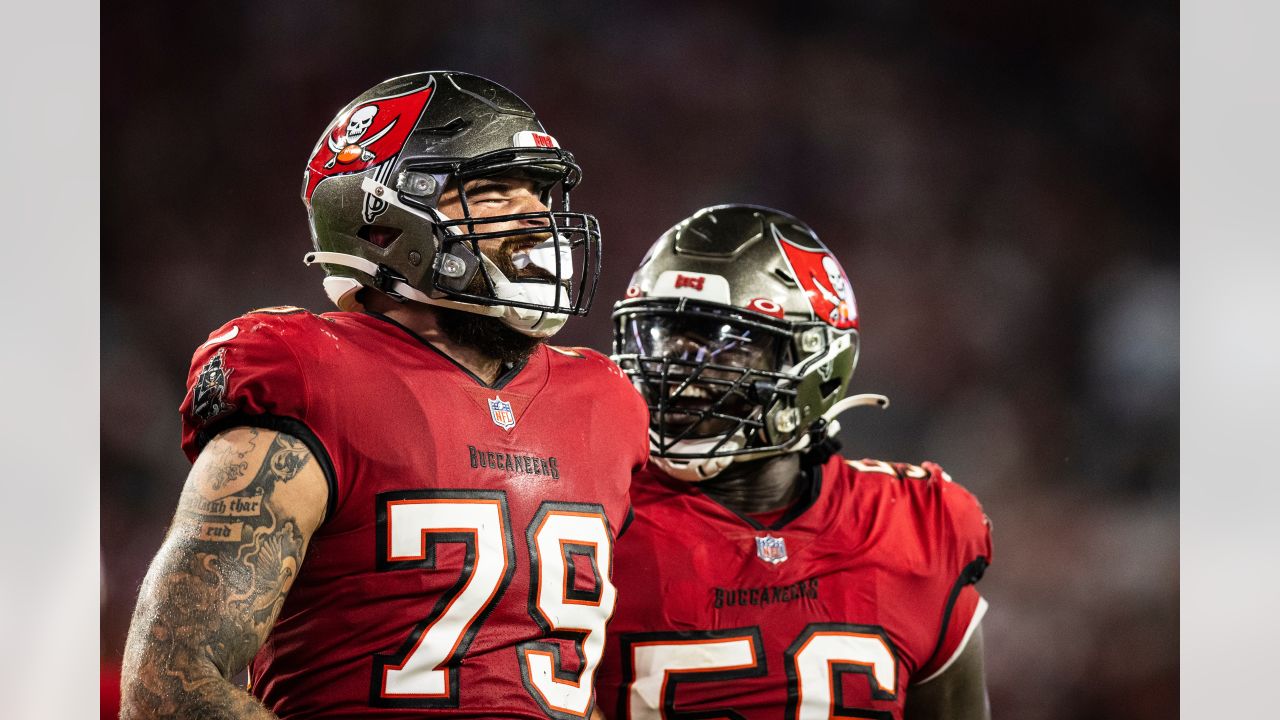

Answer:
[200,427,257,492]
[121,431,315,719]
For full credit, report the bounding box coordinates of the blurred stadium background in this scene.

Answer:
[102,2,1177,717]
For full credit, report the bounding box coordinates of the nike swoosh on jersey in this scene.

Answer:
[200,325,239,347]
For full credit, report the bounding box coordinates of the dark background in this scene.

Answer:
[101,2,1178,717]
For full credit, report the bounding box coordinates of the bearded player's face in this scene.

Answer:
[436,177,561,288]
[432,176,562,365]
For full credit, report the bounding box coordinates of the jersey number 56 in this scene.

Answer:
[620,625,899,720]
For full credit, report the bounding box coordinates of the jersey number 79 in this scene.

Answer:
[371,490,615,719]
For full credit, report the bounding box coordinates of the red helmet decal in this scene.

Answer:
[303,83,434,203]
[745,297,785,319]
[673,274,706,291]
[772,226,858,329]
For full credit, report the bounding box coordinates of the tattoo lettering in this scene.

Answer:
[121,429,316,720]
[195,521,244,542]
[186,490,264,518]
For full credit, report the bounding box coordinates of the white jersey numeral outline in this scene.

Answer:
[623,628,767,719]
[620,624,898,720]
[372,492,515,707]
[784,625,898,720]
[519,504,618,719]
[372,492,615,717]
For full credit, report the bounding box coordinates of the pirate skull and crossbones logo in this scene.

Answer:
[324,104,398,169]
[810,256,855,326]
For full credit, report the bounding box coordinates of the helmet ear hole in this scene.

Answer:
[819,377,843,399]
[356,225,401,249]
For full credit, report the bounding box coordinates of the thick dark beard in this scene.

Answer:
[433,233,559,365]
[437,306,543,366]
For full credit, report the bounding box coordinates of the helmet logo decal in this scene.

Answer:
[745,297,785,319]
[326,105,385,168]
[673,274,705,291]
[362,160,396,223]
[652,270,732,302]
[771,226,858,330]
[512,130,560,149]
[487,395,517,432]
[303,82,435,203]
[755,535,788,565]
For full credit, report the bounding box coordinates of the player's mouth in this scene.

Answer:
[673,385,713,401]
[651,378,757,438]
[501,235,571,284]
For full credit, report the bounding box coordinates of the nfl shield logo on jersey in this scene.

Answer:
[755,535,788,565]
[488,395,516,431]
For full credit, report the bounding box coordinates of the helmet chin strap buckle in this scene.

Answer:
[372,263,410,303]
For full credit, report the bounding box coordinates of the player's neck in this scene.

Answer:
[700,453,805,515]
[363,293,507,384]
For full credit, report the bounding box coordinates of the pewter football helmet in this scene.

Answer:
[301,71,601,337]
[611,204,886,481]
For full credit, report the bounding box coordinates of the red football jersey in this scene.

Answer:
[595,456,992,719]
[178,308,650,719]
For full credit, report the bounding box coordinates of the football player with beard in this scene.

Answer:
[121,72,648,719]
[595,205,994,719]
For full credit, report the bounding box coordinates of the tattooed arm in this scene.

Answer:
[120,427,329,719]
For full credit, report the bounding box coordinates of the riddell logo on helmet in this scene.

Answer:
[673,274,706,291]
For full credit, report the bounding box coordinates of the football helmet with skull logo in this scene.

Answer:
[301,71,600,337]
[611,204,887,481]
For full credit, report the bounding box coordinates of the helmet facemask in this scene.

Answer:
[614,299,850,480]
[387,149,601,336]
[302,71,602,339]
[610,203,889,482]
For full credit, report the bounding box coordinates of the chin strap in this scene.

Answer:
[820,393,891,438]
[303,251,506,316]
[650,434,744,482]
[656,393,890,482]
[731,393,890,463]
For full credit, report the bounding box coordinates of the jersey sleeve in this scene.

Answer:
[178,313,310,462]
[911,461,993,684]
[568,345,652,475]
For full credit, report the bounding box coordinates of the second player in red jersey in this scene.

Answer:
[599,459,988,719]
[122,71,646,720]
[597,205,994,719]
